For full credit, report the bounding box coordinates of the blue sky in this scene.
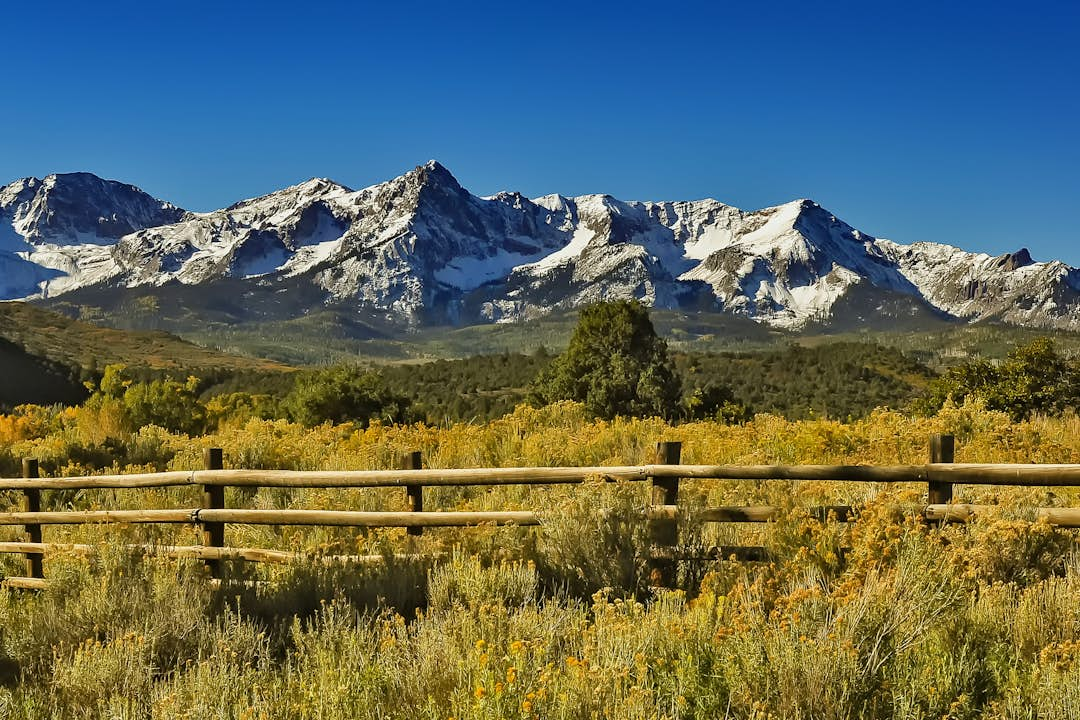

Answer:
[3,1,1078,262]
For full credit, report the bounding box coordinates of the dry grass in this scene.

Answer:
[0,399,1079,717]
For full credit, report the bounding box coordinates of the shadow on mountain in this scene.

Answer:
[802,282,959,334]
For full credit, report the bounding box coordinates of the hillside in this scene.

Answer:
[677,343,935,420]
[0,302,291,408]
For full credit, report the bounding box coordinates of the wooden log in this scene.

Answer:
[0,542,94,555]
[0,466,646,489]
[157,547,427,565]
[651,443,682,506]
[400,451,423,537]
[0,541,436,565]
[0,509,195,525]
[922,464,1080,486]
[649,442,682,588]
[652,465,930,482]
[0,471,195,490]
[193,464,932,487]
[929,434,955,504]
[648,505,779,523]
[924,504,1080,528]
[923,503,979,522]
[648,505,854,523]
[22,459,43,579]
[8,462,1080,492]
[202,448,225,578]
[0,508,541,527]
[193,467,652,487]
[2,576,48,590]
[195,508,540,527]
[1038,508,1080,527]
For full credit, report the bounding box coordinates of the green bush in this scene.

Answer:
[919,338,1080,420]
[283,365,412,427]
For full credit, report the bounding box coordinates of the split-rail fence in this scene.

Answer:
[4,434,1080,589]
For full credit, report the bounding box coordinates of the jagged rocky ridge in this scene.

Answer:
[2,162,1079,330]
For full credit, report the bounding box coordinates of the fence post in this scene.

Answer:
[929,434,955,505]
[202,448,225,578]
[400,451,423,536]
[650,441,682,586]
[22,458,43,580]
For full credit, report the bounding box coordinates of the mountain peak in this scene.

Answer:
[43,171,105,184]
[302,176,348,189]
[399,160,469,219]
[4,164,1079,333]
[996,247,1034,271]
[2,171,186,246]
[286,177,352,197]
[414,160,463,190]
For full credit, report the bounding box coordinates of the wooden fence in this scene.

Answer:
[4,434,1080,589]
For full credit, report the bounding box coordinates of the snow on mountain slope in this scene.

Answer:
[0,173,188,298]
[1,162,1077,331]
[109,177,355,287]
[879,241,1080,327]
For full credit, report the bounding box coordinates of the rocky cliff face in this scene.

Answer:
[2,162,1077,330]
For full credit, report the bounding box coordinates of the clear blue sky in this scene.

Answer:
[3,1,1078,262]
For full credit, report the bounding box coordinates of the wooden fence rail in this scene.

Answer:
[6,463,1080,491]
[4,433,1080,589]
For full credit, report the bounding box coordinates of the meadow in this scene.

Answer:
[0,399,1079,718]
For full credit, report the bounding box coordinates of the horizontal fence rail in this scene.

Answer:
[0,541,430,565]
[0,506,854,528]
[4,434,1080,590]
[923,504,1080,526]
[7,463,1080,491]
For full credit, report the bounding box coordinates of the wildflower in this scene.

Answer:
[474,686,486,700]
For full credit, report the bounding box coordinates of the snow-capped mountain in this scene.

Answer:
[2,162,1078,331]
[0,173,187,298]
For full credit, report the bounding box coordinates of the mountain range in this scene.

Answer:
[2,161,1078,332]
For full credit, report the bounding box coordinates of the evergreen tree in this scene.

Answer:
[530,301,681,419]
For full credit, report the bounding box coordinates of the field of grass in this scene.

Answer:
[0,400,1079,717]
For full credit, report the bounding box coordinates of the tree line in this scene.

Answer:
[25,301,1077,433]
